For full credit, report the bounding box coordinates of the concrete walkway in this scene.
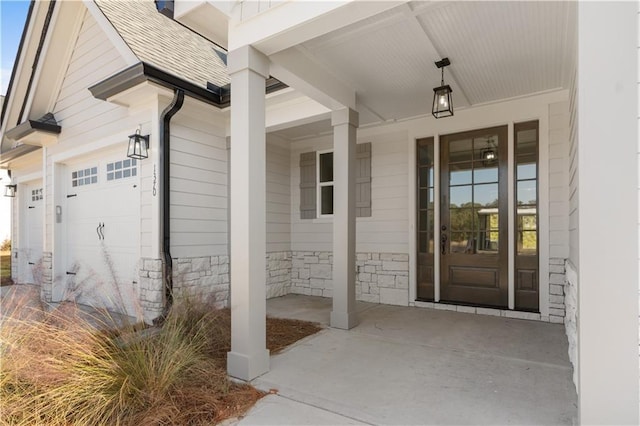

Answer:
[240,294,577,425]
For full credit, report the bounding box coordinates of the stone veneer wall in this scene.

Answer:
[139,258,164,322]
[172,255,230,308]
[564,260,578,388]
[40,252,53,302]
[548,257,567,324]
[266,251,292,298]
[290,251,410,305]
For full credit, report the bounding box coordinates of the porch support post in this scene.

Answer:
[576,2,638,422]
[330,107,359,330]
[227,45,270,381]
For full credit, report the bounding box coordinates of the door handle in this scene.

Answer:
[441,225,448,255]
[96,222,105,240]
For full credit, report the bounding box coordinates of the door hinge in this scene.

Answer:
[66,271,76,275]
[28,262,35,265]
[67,194,77,198]
[28,206,35,209]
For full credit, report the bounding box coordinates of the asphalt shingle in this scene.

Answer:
[94,0,230,89]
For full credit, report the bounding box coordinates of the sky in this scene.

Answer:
[1,0,30,242]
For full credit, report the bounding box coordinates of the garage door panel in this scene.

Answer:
[66,154,140,317]
[23,182,44,284]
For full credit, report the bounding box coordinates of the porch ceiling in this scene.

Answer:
[271,1,575,140]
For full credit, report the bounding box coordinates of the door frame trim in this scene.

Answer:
[409,108,551,316]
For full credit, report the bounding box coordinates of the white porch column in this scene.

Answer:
[330,108,359,330]
[576,2,638,423]
[227,45,270,381]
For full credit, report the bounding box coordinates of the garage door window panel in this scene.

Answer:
[72,167,98,187]
[107,159,137,181]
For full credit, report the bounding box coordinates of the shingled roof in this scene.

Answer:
[94,0,230,89]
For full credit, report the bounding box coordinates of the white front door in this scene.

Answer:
[22,180,44,284]
[65,155,140,316]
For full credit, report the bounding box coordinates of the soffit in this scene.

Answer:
[292,1,575,126]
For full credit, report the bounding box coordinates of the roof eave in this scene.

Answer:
[0,144,41,168]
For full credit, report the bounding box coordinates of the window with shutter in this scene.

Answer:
[299,152,317,219]
[299,143,372,219]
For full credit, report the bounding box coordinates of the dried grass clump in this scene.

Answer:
[0,292,322,426]
[0,298,263,425]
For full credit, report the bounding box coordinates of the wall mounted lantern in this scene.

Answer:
[4,185,17,198]
[432,58,453,119]
[127,129,150,160]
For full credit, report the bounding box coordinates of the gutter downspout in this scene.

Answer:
[159,89,184,320]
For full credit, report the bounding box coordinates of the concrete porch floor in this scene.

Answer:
[241,294,577,425]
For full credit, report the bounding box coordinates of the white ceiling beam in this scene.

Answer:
[269,47,356,111]
[398,3,472,107]
[266,93,330,132]
[229,1,408,55]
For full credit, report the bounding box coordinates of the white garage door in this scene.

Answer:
[22,180,43,284]
[65,155,140,316]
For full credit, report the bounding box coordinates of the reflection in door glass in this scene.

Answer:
[445,131,502,255]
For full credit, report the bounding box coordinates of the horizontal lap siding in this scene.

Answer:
[169,111,227,258]
[290,130,408,253]
[47,12,130,251]
[266,139,291,252]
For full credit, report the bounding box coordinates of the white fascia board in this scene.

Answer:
[270,48,355,110]
[266,94,330,132]
[0,1,41,149]
[82,0,138,66]
[228,0,406,55]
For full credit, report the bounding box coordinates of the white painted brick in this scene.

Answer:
[377,274,395,287]
[549,308,565,317]
[379,288,408,306]
[392,253,409,261]
[322,289,333,298]
[396,275,409,289]
[549,274,566,285]
[304,256,319,264]
[310,279,325,289]
[310,264,332,279]
[549,315,564,324]
[382,261,409,271]
[549,295,565,304]
[380,253,394,261]
[359,273,371,282]
[550,284,564,295]
[299,268,310,280]
[358,293,379,303]
[311,289,323,297]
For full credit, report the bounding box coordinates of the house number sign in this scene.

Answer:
[153,165,157,196]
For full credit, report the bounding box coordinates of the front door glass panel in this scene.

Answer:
[440,126,508,308]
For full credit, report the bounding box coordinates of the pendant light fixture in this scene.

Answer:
[432,58,453,119]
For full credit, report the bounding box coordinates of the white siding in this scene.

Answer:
[46,11,130,251]
[548,101,570,260]
[290,129,408,253]
[568,69,579,270]
[169,105,228,258]
[266,136,291,252]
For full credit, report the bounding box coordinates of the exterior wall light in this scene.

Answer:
[4,184,17,198]
[432,57,453,119]
[127,129,150,160]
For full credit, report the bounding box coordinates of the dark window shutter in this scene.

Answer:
[356,142,372,217]
[299,152,317,219]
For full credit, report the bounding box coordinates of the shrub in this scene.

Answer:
[0,238,10,252]
[0,297,261,425]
